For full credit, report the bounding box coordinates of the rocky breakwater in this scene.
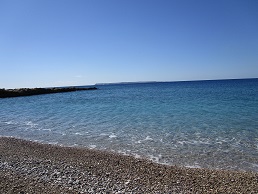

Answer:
[0,87,97,98]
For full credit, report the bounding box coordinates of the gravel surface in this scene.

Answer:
[1,137,258,193]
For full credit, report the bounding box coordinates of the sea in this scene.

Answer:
[0,78,258,172]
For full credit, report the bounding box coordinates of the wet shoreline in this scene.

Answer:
[1,137,257,193]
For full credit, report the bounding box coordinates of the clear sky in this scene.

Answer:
[0,0,258,88]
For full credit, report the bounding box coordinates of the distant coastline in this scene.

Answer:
[95,78,258,86]
[95,81,158,86]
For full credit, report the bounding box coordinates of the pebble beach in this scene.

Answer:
[1,137,257,193]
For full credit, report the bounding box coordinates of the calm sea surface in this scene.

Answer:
[1,79,258,172]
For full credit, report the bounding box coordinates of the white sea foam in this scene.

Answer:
[251,163,258,167]
[75,132,83,135]
[34,139,44,143]
[0,135,14,138]
[192,140,211,145]
[4,121,14,125]
[177,140,210,145]
[48,141,58,145]
[145,136,153,141]
[177,141,186,145]
[148,154,162,163]
[117,150,129,155]
[109,134,117,138]
[25,121,38,127]
[185,164,201,168]
[134,154,141,159]
[89,145,97,149]
[42,128,52,131]
[137,136,153,143]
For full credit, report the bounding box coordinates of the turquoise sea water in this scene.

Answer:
[1,79,258,172]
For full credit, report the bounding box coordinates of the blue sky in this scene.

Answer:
[0,0,258,88]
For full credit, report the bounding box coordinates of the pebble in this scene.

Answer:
[1,137,258,193]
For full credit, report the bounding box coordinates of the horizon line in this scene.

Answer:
[2,77,257,89]
[94,77,258,86]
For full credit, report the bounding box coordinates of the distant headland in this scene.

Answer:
[95,81,158,86]
[95,78,258,86]
[0,87,97,98]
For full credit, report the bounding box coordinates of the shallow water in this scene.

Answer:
[1,79,258,172]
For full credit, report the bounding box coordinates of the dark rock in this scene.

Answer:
[0,87,97,98]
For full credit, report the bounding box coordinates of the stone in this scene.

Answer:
[0,87,97,98]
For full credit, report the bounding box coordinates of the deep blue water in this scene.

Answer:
[1,79,258,172]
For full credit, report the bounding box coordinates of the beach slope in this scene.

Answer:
[0,137,257,193]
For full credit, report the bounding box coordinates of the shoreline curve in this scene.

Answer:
[1,136,257,193]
